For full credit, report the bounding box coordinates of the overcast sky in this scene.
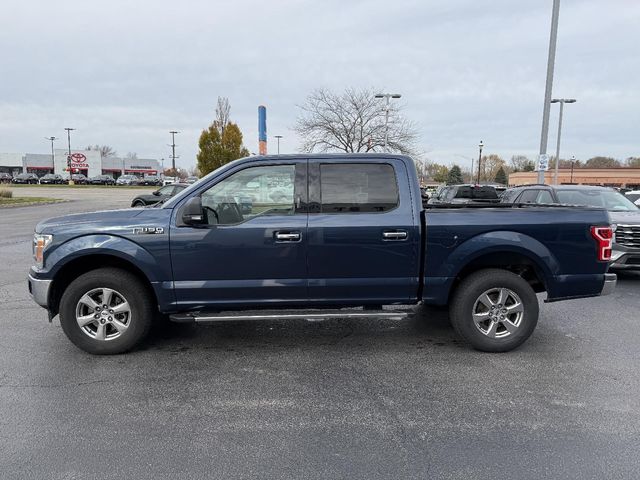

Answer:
[1,0,638,170]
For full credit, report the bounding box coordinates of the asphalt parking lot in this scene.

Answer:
[1,188,639,479]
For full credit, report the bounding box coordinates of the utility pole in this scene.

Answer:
[44,136,57,171]
[274,135,283,154]
[476,140,484,184]
[551,98,576,185]
[538,0,561,184]
[570,155,576,184]
[169,131,179,170]
[374,93,402,151]
[64,127,75,182]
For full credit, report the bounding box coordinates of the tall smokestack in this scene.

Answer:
[258,105,267,155]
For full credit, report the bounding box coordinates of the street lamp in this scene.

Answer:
[374,93,402,151]
[537,0,562,184]
[476,140,484,184]
[551,98,576,185]
[44,136,57,172]
[169,131,179,170]
[570,155,576,184]
[274,135,283,155]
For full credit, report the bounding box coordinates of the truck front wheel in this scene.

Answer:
[450,269,539,352]
[59,268,154,354]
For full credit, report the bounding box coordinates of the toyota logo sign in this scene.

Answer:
[69,153,89,168]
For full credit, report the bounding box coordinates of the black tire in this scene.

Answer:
[449,268,539,352]
[59,268,154,354]
[132,200,146,208]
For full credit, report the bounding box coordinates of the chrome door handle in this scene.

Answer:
[275,231,301,242]
[383,230,408,240]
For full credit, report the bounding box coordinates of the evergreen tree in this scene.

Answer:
[494,166,508,185]
[447,165,464,184]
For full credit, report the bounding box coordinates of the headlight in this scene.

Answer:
[33,234,53,268]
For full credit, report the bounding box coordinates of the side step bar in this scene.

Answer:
[169,309,408,324]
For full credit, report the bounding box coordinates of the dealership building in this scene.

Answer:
[0,150,161,179]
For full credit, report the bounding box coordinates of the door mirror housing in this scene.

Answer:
[181,196,204,225]
[152,190,160,196]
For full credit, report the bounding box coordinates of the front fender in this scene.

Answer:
[43,234,166,283]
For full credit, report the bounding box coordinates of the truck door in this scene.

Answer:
[307,158,420,304]
[169,160,308,308]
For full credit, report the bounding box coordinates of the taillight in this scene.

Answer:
[590,226,613,261]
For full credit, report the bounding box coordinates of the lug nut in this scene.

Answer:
[109,309,114,314]
[95,307,101,312]
[94,314,100,319]
[108,316,112,321]
[100,319,106,324]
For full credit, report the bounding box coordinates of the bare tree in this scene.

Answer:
[293,87,419,155]
[215,97,231,133]
[86,145,116,158]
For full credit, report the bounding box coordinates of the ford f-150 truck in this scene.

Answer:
[28,154,616,355]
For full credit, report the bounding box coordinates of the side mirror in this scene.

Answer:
[152,190,160,196]
[181,196,204,225]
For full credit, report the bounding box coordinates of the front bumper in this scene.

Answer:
[609,250,640,270]
[28,274,52,308]
[600,273,617,296]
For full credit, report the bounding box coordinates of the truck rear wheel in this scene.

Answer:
[450,269,539,352]
[59,268,154,354]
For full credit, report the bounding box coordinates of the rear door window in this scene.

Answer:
[319,163,399,213]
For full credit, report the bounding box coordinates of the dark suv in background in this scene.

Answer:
[428,184,501,205]
[502,184,640,270]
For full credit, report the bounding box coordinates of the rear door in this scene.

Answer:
[306,158,420,304]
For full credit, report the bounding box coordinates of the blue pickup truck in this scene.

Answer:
[29,154,616,354]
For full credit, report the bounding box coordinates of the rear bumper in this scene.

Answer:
[28,274,51,308]
[600,273,617,296]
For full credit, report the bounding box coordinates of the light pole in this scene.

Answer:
[551,98,576,185]
[274,135,283,155]
[44,136,57,172]
[169,131,179,170]
[476,140,484,184]
[570,155,576,184]
[374,93,402,151]
[537,0,562,184]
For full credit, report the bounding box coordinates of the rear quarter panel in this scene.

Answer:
[423,207,611,304]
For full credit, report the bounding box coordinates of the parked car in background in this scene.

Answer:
[185,176,199,184]
[502,184,640,270]
[0,172,13,183]
[12,173,39,184]
[163,176,177,186]
[70,173,88,185]
[428,184,501,205]
[140,175,162,186]
[624,190,640,206]
[88,175,116,185]
[39,174,66,185]
[116,174,140,186]
[130,183,188,207]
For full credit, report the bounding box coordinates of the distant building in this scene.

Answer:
[509,168,640,189]
[0,150,160,179]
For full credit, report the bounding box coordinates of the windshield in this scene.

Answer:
[556,189,639,211]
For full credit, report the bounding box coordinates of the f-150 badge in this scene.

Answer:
[133,227,165,234]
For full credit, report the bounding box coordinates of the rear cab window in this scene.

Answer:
[319,163,399,213]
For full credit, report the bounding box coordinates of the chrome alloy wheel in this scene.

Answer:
[75,288,132,341]
[472,287,524,339]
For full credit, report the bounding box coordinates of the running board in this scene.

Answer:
[169,308,408,324]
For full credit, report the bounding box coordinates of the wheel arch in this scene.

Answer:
[48,254,159,318]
